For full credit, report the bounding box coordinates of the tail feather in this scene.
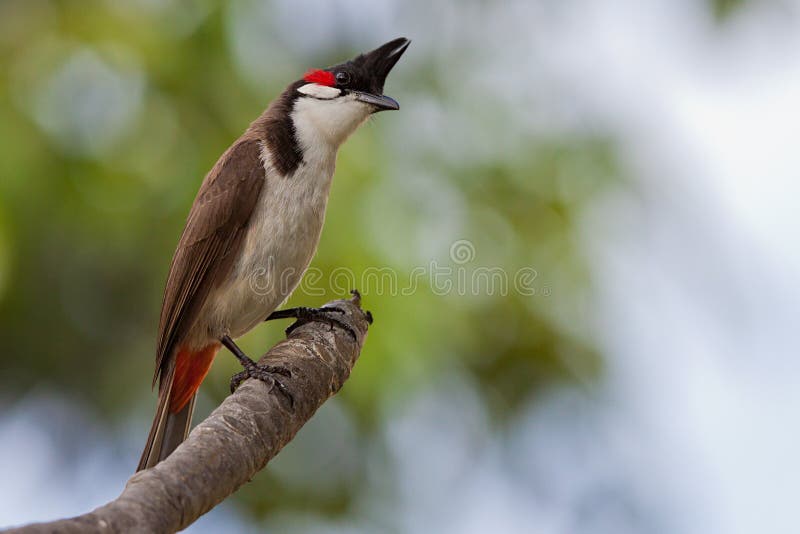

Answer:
[137,343,220,472]
[138,362,176,471]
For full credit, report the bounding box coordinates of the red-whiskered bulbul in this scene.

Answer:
[137,37,409,471]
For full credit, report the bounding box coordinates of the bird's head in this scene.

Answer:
[291,37,410,147]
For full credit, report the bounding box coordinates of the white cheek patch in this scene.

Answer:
[297,83,341,100]
[292,93,371,148]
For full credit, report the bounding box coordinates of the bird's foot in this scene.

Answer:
[222,334,294,406]
[266,306,357,340]
[229,360,293,407]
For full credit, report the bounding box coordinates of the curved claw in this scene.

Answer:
[230,363,294,408]
[282,307,357,340]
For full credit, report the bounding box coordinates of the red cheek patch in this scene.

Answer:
[303,69,336,87]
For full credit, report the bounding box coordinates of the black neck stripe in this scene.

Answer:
[253,80,304,177]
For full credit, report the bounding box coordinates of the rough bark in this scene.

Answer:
[5,293,372,534]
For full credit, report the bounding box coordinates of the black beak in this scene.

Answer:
[354,92,400,111]
[355,37,410,112]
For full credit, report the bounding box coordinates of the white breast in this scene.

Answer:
[201,142,336,340]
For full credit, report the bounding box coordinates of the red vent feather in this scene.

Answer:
[303,69,336,87]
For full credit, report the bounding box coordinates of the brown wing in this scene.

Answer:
[153,138,266,386]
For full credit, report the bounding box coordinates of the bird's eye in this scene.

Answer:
[335,71,351,86]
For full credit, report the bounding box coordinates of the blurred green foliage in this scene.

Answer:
[0,0,637,521]
[711,0,748,20]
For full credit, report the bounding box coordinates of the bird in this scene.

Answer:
[137,37,409,471]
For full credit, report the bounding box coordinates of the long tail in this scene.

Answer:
[137,343,220,471]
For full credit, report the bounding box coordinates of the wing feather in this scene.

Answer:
[153,138,266,385]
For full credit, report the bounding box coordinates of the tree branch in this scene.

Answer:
[7,292,372,534]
